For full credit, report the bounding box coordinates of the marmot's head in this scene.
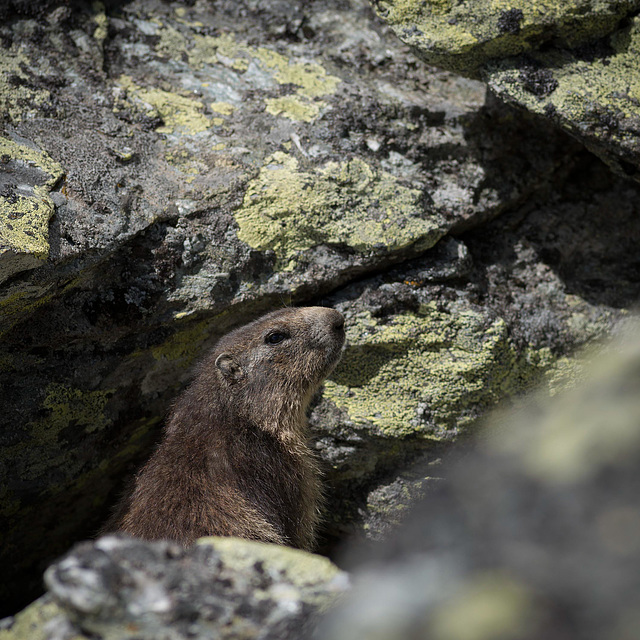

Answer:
[212,307,345,431]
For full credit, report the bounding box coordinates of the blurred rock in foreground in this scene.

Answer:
[315,325,640,640]
[0,536,348,640]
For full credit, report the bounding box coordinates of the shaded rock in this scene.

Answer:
[0,0,577,614]
[33,536,348,640]
[313,152,636,544]
[315,326,640,640]
[487,16,640,180]
[374,0,640,181]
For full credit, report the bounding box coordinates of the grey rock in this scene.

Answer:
[0,0,579,614]
[374,0,640,182]
[316,326,640,640]
[42,536,348,640]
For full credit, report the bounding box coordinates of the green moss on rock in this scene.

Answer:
[234,152,444,268]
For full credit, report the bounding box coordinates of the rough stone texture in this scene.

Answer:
[316,328,640,640]
[0,536,348,640]
[487,16,640,181]
[0,137,64,283]
[373,0,639,77]
[312,152,638,543]
[373,0,640,181]
[1,0,639,620]
[0,0,580,615]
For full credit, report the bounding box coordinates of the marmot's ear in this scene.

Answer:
[215,353,244,383]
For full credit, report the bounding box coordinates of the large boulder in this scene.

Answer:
[0,536,348,640]
[316,328,640,639]
[1,0,638,617]
[374,0,640,181]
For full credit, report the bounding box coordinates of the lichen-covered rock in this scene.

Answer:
[487,16,640,180]
[312,155,637,541]
[0,138,63,283]
[0,596,84,640]
[31,536,348,640]
[316,328,640,640]
[0,0,579,614]
[374,0,640,181]
[373,0,639,78]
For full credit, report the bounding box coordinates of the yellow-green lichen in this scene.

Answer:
[117,75,210,134]
[0,137,64,281]
[0,138,63,188]
[91,1,108,42]
[487,16,640,157]
[0,288,55,339]
[155,23,188,59]
[253,48,341,98]
[29,383,113,443]
[376,0,639,77]
[185,31,340,120]
[0,384,114,502]
[0,597,88,640]
[210,101,235,115]
[0,195,53,260]
[324,306,543,438]
[234,152,443,267]
[430,573,532,640]
[0,45,53,123]
[151,319,211,364]
[265,96,320,122]
[198,537,347,609]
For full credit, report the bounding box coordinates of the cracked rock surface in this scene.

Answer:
[374,0,640,181]
[1,0,639,620]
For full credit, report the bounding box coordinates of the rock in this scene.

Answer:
[0,0,579,614]
[311,152,638,542]
[0,596,84,640]
[33,536,348,640]
[373,0,640,181]
[373,0,638,78]
[315,327,640,640]
[487,16,640,181]
[0,137,63,283]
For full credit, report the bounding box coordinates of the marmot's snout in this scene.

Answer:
[306,307,345,355]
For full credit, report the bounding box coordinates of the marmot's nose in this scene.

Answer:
[328,310,345,333]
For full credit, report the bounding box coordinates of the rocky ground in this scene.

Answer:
[1,0,639,634]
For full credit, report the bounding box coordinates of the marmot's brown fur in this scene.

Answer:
[104,307,345,550]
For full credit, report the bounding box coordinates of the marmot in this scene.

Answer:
[105,306,345,551]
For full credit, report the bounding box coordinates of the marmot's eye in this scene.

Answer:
[266,331,288,345]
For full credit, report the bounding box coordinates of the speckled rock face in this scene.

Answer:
[373,0,638,77]
[0,536,348,640]
[0,0,578,614]
[373,0,640,181]
[316,330,640,640]
[0,0,639,621]
[487,16,640,180]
